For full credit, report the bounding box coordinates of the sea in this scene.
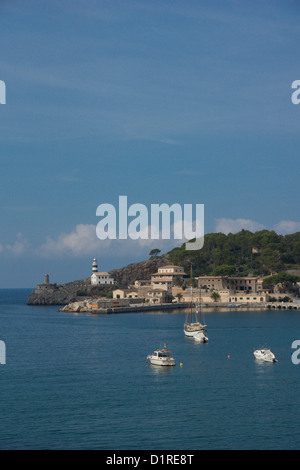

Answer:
[0,288,300,451]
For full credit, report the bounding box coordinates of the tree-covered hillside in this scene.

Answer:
[167,230,300,277]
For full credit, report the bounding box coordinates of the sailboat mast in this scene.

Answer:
[190,264,193,322]
[199,277,202,323]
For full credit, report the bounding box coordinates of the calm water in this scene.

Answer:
[0,288,300,450]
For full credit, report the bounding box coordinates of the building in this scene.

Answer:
[90,258,115,285]
[197,276,226,291]
[151,277,173,293]
[151,265,186,292]
[113,288,139,299]
[172,286,268,305]
[173,286,230,304]
[226,277,261,293]
[228,293,269,304]
[91,272,115,285]
[131,265,186,295]
[197,275,263,294]
[35,274,57,292]
[145,288,168,304]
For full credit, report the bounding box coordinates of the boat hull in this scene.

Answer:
[147,356,175,366]
[184,324,207,337]
[194,331,209,343]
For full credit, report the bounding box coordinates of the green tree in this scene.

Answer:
[149,248,161,258]
[212,265,236,276]
[211,291,221,302]
[263,272,300,289]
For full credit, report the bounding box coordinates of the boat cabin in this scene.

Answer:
[153,349,171,358]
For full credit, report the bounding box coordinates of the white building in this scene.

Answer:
[90,258,115,285]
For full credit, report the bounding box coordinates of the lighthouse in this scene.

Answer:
[91,257,115,286]
[92,258,98,273]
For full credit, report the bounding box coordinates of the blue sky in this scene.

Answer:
[0,0,300,287]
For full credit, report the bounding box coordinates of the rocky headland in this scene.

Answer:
[27,256,169,306]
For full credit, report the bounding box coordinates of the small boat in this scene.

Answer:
[184,266,207,337]
[193,331,209,343]
[254,348,277,363]
[193,330,208,343]
[147,347,176,366]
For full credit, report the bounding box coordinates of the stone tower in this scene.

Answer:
[44,274,49,284]
[92,258,98,273]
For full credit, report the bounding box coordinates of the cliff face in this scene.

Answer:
[109,256,168,287]
[27,256,169,305]
[27,277,92,305]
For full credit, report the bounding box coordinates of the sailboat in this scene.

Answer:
[184,266,207,337]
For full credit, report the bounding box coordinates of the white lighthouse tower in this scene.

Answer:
[92,258,98,273]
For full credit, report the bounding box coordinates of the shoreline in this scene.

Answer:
[59,300,300,314]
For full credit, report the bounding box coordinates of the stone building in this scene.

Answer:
[150,265,186,293]
[113,288,140,299]
[197,275,263,294]
[35,274,57,292]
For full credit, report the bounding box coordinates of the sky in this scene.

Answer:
[0,0,300,287]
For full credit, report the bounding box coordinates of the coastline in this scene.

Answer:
[58,300,290,314]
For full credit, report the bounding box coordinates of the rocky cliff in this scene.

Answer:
[27,277,92,305]
[109,256,168,287]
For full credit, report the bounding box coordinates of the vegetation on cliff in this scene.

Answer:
[167,230,300,277]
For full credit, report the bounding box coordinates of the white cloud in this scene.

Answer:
[3,233,29,255]
[37,223,181,258]
[38,224,105,257]
[215,218,265,235]
[272,220,300,235]
[215,218,300,236]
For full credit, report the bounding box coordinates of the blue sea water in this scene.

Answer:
[0,288,300,450]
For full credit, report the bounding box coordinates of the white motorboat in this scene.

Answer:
[147,347,176,366]
[193,331,209,343]
[254,348,277,363]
